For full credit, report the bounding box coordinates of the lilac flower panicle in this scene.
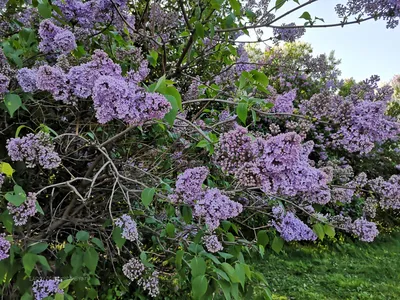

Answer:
[17,68,37,92]
[203,235,223,253]
[137,271,160,298]
[0,73,10,94]
[271,90,296,114]
[38,19,76,54]
[36,65,72,103]
[272,208,317,242]
[273,23,306,42]
[32,278,63,300]
[169,167,209,205]
[194,188,243,231]
[6,132,61,169]
[122,257,145,281]
[351,218,379,242]
[115,214,138,241]
[7,192,37,226]
[0,233,11,261]
[54,29,77,54]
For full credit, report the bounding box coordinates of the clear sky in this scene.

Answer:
[239,0,400,83]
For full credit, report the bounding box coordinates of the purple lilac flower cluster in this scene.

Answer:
[203,235,223,253]
[122,257,145,281]
[38,19,76,54]
[115,214,139,241]
[273,23,306,42]
[170,167,243,231]
[350,218,379,242]
[0,233,11,261]
[7,192,37,226]
[270,89,296,114]
[336,0,400,28]
[0,73,10,94]
[272,206,317,242]
[123,258,160,298]
[32,278,63,300]
[215,127,331,204]
[6,132,61,169]
[17,50,171,124]
[369,175,400,209]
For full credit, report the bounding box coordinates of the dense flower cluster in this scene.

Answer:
[350,218,379,242]
[170,167,243,230]
[0,73,9,93]
[203,235,224,253]
[115,214,139,242]
[38,20,76,54]
[215,127,330,204]
[36,66,72,103]
[370,175,400,209]
[0,233,11,261]
[336,0,400,28]
[6,132,61,169]
[123,258,160,298]
[270,89,296,114]
[32,277,63,300]
[17,68,37,92]
[122,258,145,281]
[7,192,37,226]
[272,206,317,241]
[273,23,306,42]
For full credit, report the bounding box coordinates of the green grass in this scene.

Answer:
[254,232,400,300]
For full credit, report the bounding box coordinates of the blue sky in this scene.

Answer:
[239,0,400,83]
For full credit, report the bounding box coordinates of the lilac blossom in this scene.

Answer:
[36,65,72,103]
[0,233,11,261]
[137,271,160,298]
[38,19,76,54]
[7,192,37,226]
[32,278,63,300]
[122,257,145,281]
[6,132,61,169]
[270,90,296,114]
[0,73,9,94]
[194,188,243,231]
[203,235,223,253]
[272,207,317,242]
[351,218,379,242]
[17,68,37,92]
[115,214,138,241]
[273,23,306,42]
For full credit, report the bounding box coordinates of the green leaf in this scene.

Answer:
[275,0,286,10]
[64,244,75,254]
[22,253,38,276]
[236,101,248,125]
[141,187,156,207]
[313,223,325,240]
[71,249,83,270]
[112,227,126,248]
[257,230,269,247]
[182,205,192,223]
[38,0,52,18]
[0,162,14,177]
[235,264,246,289]
[165,223,175,238]
[195,22,205,39]
[21,292,33,300]
[218,280,232,300]
[28,242,48,254]
[300,11,312,21]
[0,211,13,233]
[250,70,269,86]
[4,94,22,118]
[165,86,182,110]
[55,293,64,300]
[221,262,240,283]
[37,255,51,271]
[175,250,184,270]
[35,201,45,215]
[214,268,230,281]
[5,185,26,207]
[154,75,166,92]
[229,0,241,15]
[163,95,178,125]
[196,139,209,148]
[192,275,208,299]
[76,231,89,242]
[190,257,206,278]
[58,278,74,289]
[84,247,99,273]
[91,237,105,251]
[271,236,284,254]
[67,235,73,243]
[324,224,335,238]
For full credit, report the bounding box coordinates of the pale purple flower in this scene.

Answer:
[32,278,63,300]
[122,257,145,281]
[0,233,11,261]
[115,214,138,241]
[203,235,223,253]
[7,192,37,226]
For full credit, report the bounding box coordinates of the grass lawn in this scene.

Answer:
[254,232,400,300]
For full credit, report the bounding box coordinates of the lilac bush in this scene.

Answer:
[0,0,400,298]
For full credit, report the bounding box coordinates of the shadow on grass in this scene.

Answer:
[254,231,400,300]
